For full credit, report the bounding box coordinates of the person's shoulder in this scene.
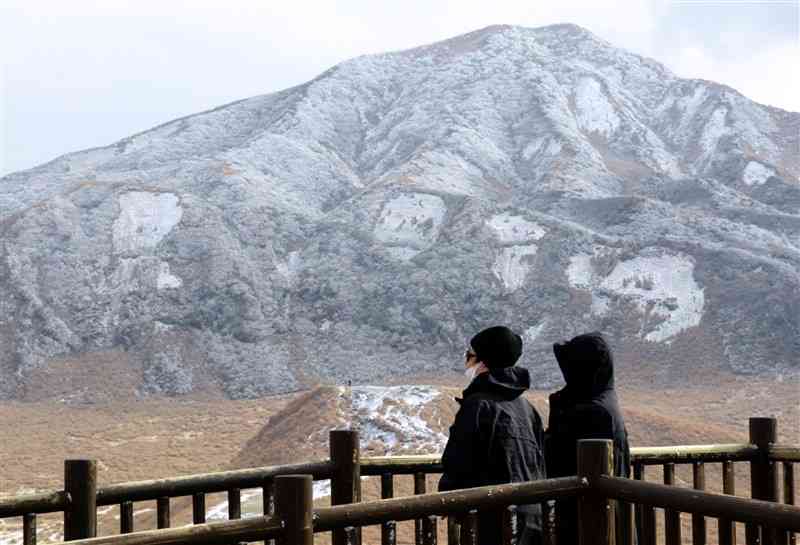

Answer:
[459,392,493,412]
[524,397,544,418]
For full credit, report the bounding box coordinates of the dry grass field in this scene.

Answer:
[0,370,797,545]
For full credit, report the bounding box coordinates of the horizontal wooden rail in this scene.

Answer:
[313,476,586,532]
[361,455,442,475]
[0,491,69,517]
[361,444,765,473]
[96,461,333,504]
[52,516,284,545]
[595,475,800,531]
[770,445,800,462]
[630,443,758,464]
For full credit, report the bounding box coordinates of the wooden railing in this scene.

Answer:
[1,417,798,545]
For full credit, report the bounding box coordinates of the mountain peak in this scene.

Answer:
[0,25,797,401]
[400,22,605,59]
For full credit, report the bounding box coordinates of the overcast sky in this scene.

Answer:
[1,0,797,177]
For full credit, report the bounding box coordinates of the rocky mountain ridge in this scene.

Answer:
[1,24,798,399]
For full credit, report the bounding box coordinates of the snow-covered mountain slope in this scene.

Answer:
[1,24,798,399]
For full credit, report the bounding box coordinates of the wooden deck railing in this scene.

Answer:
[1,417,798,545]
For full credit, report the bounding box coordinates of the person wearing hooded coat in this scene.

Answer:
[546,332,631,545]
[439,326,546,545]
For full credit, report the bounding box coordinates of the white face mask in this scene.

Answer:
[464,363,484,382]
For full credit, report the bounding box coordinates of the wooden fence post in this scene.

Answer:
[156,497,170,529]
[192,493,206,524]
[262,478,275,545]
[414,472,426,545]
[719,461,736,545]
[459,510,478,545]
[331,430,361,545]
[633,463,656,545]
[784,463,796,545]
[577,439,614,545]
[64,460,97,541]
[381,474,396,545]
[447,516,460,545]
[274,475,313,545]
[502,505,518,545]
[693,462,707,545]
[23,513,36,545]
[423,515,438,545]
[663,463,681,545]
[120,501,134,534]
[749,417,780,545]
[228,488,241,520]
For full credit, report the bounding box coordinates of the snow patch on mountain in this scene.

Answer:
[487,213,547,244]
[665,85,709,146]
[109,257,181,292]
[522,137,563,161]
[698,107,730,167]
[567,253,594,289]
[374,193,446,259]
[569,250,705,342]
[113,192,182,254]
[601,253,705,342]
[275,251,302,281]
[493,246,540,292]
[524,322,547,343]
[742,161,776,186]
[350,385,447,454]
[488,214,546,290]
[157,262,182,290]
[574,77,620,137]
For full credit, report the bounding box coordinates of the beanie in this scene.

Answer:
[469,326,523,368]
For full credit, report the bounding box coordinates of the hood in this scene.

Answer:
[462,365,531,401]
[552,331,615,399]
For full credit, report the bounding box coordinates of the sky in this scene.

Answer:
[0,0,798,177]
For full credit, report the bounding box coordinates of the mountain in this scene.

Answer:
[1,24,798,399]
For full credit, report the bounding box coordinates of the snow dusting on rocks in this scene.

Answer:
[374,193,447,260]
[569,248,705,343]
[574,77,621,137]
[742,161,776,186]
[350,386,448,454]
[0,23,798,399]
[487,213,547,291]
[113,192,182,254]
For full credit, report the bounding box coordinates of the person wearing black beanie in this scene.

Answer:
[469,325,524,369]
[439,326,546,545]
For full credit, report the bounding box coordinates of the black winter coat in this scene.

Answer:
[439,366,546,545]
[546,332,631,545]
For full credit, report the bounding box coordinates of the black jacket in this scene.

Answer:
[546,332,631,545]
[439,366,546,545]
